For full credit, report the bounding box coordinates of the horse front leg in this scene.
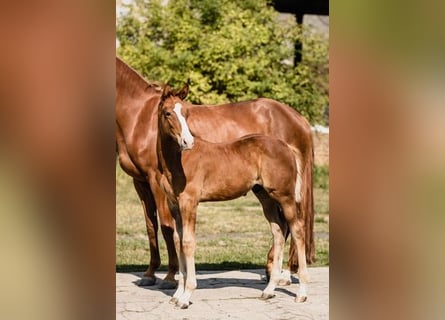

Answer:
[133,179,160,286]
[157,195,180,289]
[150,179,179,289]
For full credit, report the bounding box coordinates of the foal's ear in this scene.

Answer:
[176,82,189,100]
[161,84,173,99]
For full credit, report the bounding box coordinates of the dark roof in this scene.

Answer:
[272,0,329,16]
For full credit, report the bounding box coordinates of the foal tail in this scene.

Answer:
[286,145,303,204]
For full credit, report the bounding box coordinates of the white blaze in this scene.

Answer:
[173,102,194,149]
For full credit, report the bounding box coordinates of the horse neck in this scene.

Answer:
[115,60,162,138]
[115,58,160,112]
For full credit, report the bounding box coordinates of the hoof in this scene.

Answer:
[278,278,292,286]
[169,297,178,305]
[137,276,156,286]
[278,270,292,286]
[176,301,190,309]
[260,292,276,300]
[159,279,178,289]
[295,296,307,303]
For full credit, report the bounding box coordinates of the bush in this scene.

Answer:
[314,165,329,190]
[117,0,329,125]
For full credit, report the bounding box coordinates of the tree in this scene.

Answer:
[117,0,329,125]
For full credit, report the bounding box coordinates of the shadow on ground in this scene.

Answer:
[128,269,301,300]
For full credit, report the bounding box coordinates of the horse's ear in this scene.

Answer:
[177,82,189,100]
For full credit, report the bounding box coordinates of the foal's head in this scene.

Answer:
[158,84,194,150]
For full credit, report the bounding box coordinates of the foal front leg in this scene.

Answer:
[169,197,197,309]
[175,197,198,309]
[170,218,187,305]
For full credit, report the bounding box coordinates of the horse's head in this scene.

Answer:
[158,83,194,151]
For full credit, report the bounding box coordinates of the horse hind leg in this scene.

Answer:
[261,219,286,299]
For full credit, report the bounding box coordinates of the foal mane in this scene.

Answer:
[116,56,164,96]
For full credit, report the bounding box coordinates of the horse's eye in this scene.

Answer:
[165,111,171,117]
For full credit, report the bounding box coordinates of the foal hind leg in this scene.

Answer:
[281,199,310,303]
[253,187,286,299]
[261,218,286,300]
[133,179,160,286]
[253,187,278,281]
[253,186,291,286]
[278,220,293,286]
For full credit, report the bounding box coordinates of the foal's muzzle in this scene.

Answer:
[179,137,194,150]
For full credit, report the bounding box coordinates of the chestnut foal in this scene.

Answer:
[156,85,309,308]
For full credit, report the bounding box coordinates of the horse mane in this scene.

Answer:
[116,56,164,96]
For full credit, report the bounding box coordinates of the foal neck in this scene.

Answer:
[156,129,188,196]
[157,124,182,167]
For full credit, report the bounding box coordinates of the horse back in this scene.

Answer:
[187,98,312,154]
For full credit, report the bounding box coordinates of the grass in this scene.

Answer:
[116,165,329,272]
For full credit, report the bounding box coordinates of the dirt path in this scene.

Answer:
[117,267,328,319]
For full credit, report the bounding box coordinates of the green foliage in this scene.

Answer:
[314,165,329,190]
[117,0,329,124]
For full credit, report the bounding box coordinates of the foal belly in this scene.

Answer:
[200,171,257,202]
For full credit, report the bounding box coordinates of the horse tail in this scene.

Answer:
[302,139,316,264]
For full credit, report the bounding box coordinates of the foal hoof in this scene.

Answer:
[169,297,178,305]
[295,296,307,303]
[260,292,276,300]
[278,278,292,286]
[176,300,190,309]
[137,276,157,286]
[278,270,292,286]
[159,279,178,289]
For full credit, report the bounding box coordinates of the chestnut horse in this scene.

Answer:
[157,85,309,308]
[116,57,315,287]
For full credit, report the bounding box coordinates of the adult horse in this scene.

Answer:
[115,56,315,287]
[156,85,309,308]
